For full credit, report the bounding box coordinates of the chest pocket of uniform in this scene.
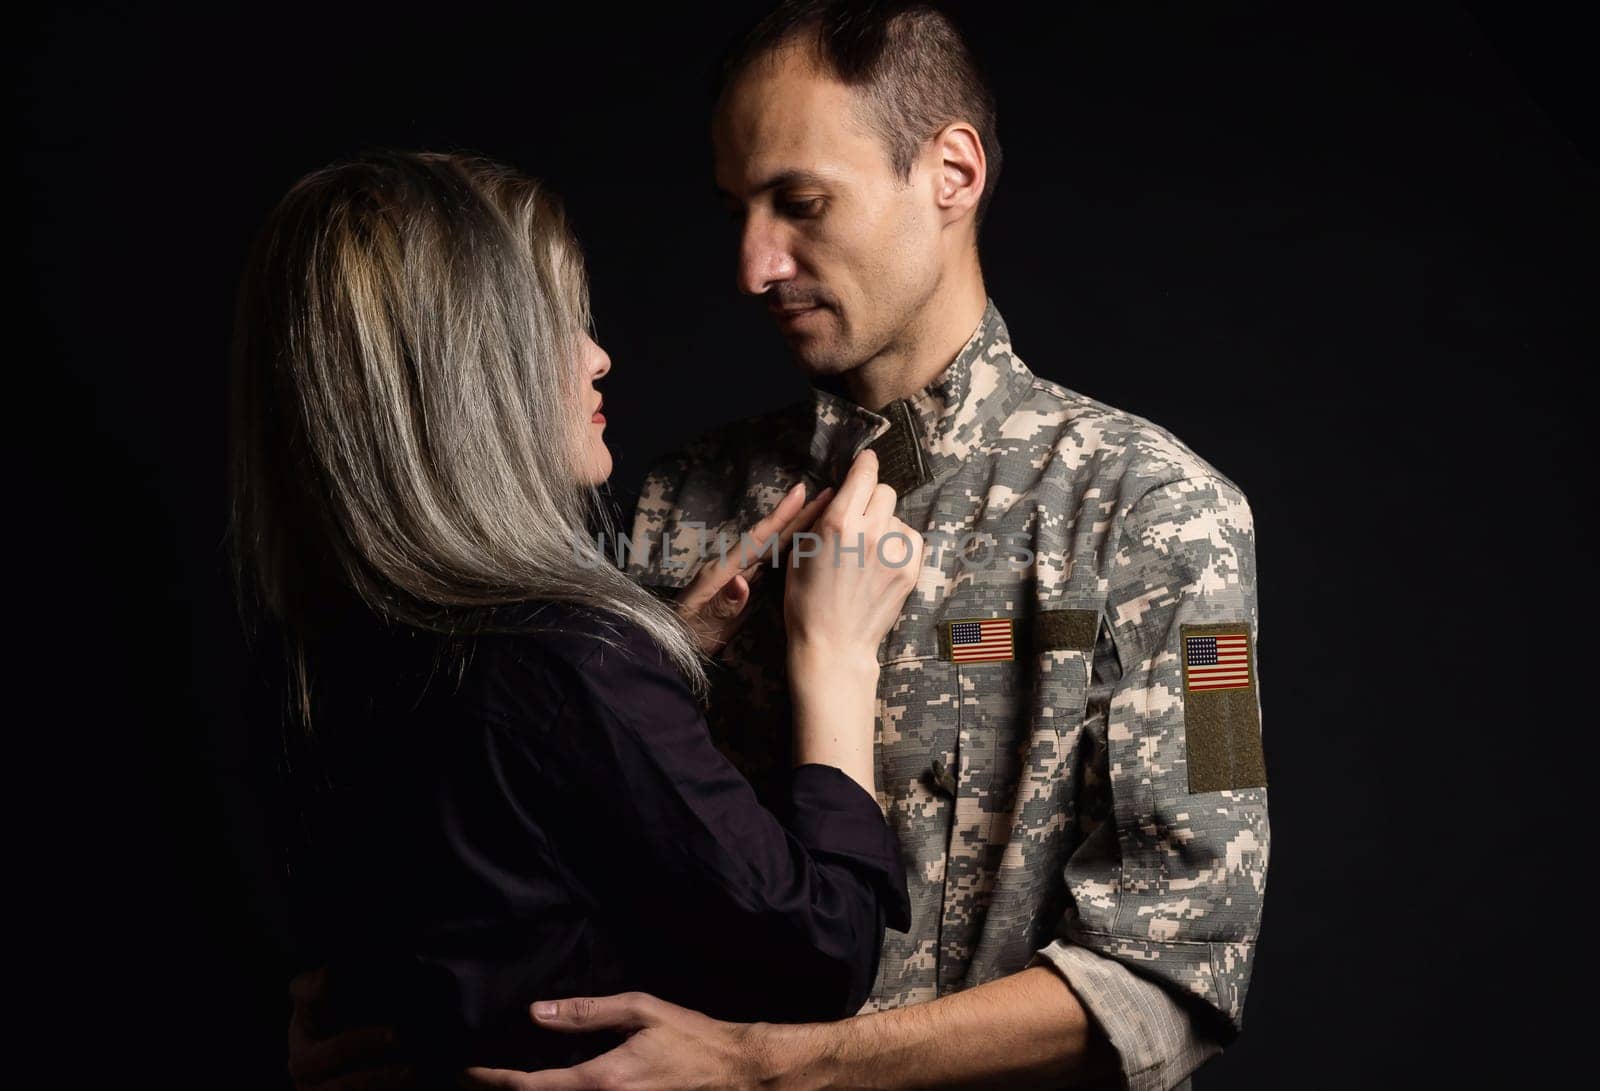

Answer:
[950,657,1036,812]
[951,646,1090,822]
[937,632,1096,980]
[945,610,1098,884]
[939,610,1099,765]
[876,655,959,817]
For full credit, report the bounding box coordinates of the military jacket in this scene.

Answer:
[624,301,1269,1090]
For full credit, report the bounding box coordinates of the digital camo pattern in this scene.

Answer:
[625,301,1268,1043]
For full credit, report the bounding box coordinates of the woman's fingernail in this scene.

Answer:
[533,1001,558,1019]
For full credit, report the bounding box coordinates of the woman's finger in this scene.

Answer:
[749,480,809,541]
[731,481,811,569]
[683,482,806,593]
[863,481,897,524]
[707,574,749,622]
[748,486,833,575]
[881,518,923,572]
[783,486,834,536]
[831,448,879,519]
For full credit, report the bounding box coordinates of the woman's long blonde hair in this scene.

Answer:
[228,150,707,720]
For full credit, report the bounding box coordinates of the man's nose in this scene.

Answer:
[737,221,797,296]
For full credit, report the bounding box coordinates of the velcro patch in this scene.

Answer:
[940,617,1015,664]
[1180,622,1267,792]
[866,399,931,495]
[1034,609,1099,653]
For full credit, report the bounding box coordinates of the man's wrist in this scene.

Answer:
[742,1019,838,1091]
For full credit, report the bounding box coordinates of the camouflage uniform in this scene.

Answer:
[624,300,1268,1091]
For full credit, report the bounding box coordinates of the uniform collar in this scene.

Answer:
[804,298,1035,495]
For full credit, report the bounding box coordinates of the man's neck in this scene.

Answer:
[843,268,988,412]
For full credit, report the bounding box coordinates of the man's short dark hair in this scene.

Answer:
[717,1,1003,230]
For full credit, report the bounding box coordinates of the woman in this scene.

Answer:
[230,150,923,1078]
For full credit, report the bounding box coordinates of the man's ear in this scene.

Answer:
[931,121,985,225]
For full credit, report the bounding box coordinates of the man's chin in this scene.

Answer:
[783,336,855,380]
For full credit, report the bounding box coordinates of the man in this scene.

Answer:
[481,3,1267,1088]
[291,3,1268,1088]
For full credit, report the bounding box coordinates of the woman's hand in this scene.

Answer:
[783,448,924,793]
[673,480,832,657]
[783,448,923,663]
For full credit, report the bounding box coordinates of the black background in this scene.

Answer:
[20,2,1593,1086]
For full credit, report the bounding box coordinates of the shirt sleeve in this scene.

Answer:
[622,449,719,590]
[489,622,911,1023]
[1031,475,1269,1091]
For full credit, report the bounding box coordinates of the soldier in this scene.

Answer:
[466,3,1270,1090]
[290,4,1269,1089]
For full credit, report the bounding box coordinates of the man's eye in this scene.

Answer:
[782,198,826,218]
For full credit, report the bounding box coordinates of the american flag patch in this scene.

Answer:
[1184,630,1252,691]
[947,618,1014,664]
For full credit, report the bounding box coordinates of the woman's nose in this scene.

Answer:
[585,334,612,380]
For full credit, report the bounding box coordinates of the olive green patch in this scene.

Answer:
[867,399,931,495]
[1180,622,1267,793]
[1033,609,1099,653]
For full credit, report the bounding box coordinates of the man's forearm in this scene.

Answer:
[756,966,1121,1090]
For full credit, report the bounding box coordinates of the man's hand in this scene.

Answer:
[287,968,417,1091]
[462,968,1122,1091]
[673,480,832,657]
[462,992,777,1091]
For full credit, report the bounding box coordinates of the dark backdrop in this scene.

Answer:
[20,2,1593,1087]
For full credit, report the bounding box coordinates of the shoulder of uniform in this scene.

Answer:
[640,398,811,482]
[633,400,808,539]
[1015,378,1248,502]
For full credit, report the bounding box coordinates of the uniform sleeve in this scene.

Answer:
[1031,475,1269,1091]
[624,448,742,591]
[623,452,691,588]
[491,628,911,1023]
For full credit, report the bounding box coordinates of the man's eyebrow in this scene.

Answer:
[716,170,833,201]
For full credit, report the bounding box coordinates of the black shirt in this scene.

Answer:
[267,600,910,1073]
